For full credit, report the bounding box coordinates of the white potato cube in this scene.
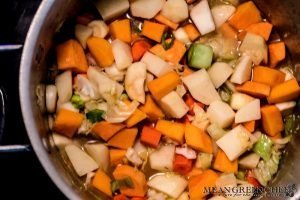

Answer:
[148,174,188,199]
[207,100,235,128]
[182,69,221,105]
[240,32,268,65]
[230,55,252,84]
[95,0,129,21]
[230,92,254,110]
[173,28,191,45]
[55,70,72,105]
[160,91,189,118]
[211,5,236,28]
[111,39,133,70]
[65,144,99,176]
[149,145,175,171]
[131,0,166,19]
[88,20,109,38]
[208,62,233,88]
[84,143,109,172]
[190,0,215,35]
[125,62,147,103]
[75,24,93,49]
[161,0,189,23]
[216,125,253,161]
[238,153,260,169]
[141,51,173,77]
[235,99,261,123]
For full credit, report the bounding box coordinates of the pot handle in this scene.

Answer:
[0,87,31,153]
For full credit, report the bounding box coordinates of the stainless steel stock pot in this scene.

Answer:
[19,0,300,199]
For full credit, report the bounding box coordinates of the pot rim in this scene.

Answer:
[19,0,79,199]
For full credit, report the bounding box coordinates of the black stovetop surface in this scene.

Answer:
[0,1,66,199]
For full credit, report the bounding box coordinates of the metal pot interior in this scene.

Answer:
[20,0,300,199]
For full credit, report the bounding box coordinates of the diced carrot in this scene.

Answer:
[56,39,88,73]
[268,42,286,67]
[261,105,284,137]
[87,37,114,67]
[154,13,179,30]
[245,22,273,41]
[183,23,200,41]
[141,21,166,42]
[139,95,165,120]
[114,194,127,200]
[184,93,205,115]
[76,13,94,25]
[92,169,112,197]
[173,154,193,175]
[110,149,126,166]
[267,79,300,103]
[243,120,256,133]
[131,40,152,61]
[53,109,84,138]
[155,120,185,143]
[185,124,213,154]
[219,23,238,39]
[147,71,181,100]
[186,168,203,179]
[113,165,147,197]
[150,40,186,64]
[125,109,147,128]
[228,1,262,30]
[213,149,238,173]
[108,128,138,149]
[188,169,219,200]
[252,66,286,86]
[110,19,131,43]
[131,197,145,200]
[236,81,271,98]
[92,121,125,141]
[140,126,162,148]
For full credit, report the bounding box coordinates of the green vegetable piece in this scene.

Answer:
[71,94,85,109]
[111,180,120,193]
[253,134,273,161]
[162,32,175,50]
[120,177,134,188]
[218,85,232,103]
[284,113,300,136]
[236,171,246,180]
[188,44,213,69]
[86,109,105,123]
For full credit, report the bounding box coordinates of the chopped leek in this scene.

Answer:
[253,149,281,186]
[86,109,105,123]
[253,134,273,161]
[71,94,85,109]
[284,113,300,136]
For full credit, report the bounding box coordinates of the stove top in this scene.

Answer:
[0,1,66,198]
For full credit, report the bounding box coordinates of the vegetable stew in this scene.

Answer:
[44,0,300,199]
